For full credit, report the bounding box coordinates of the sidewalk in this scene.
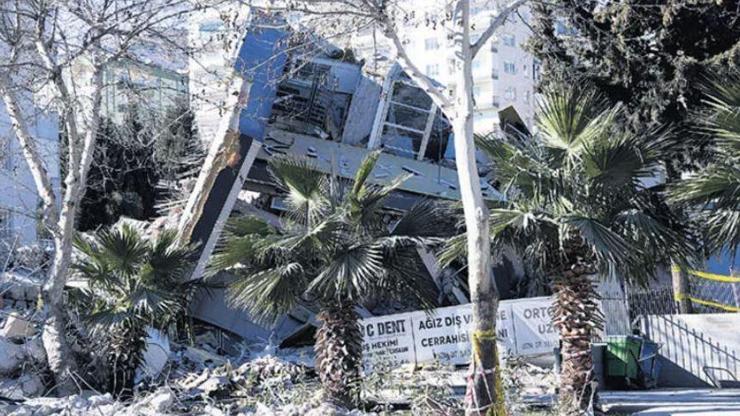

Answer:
[600,389,740,414]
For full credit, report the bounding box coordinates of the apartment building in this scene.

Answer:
[182,8,526,342]
[352,1,538,133]
[0,101,61,254]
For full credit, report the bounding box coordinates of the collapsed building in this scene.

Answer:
[176,11,532,346]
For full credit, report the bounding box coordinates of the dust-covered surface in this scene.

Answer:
[0,252,557,416]
[0,306,558,416]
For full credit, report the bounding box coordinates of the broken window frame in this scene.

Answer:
[368,65,451,163]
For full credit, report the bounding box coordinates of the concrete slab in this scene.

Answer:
[601,389,740,413]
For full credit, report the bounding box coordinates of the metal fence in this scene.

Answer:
[640,313,740,385]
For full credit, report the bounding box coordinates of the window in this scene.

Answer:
[492,69,499,80]
[492,95,500,107]
[426,64,440,77]
[0,139,11,171]
[491,40,499,53]
[424,38,440,50]
[372,73,452,162]
[0,208,11,239]
[524,90,531,103]
[503,34,516,47]
[523,64,529,78]
[504,62,516,74]
[473,58,482,71]
[505,87,517,101]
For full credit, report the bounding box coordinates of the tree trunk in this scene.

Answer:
[41,62,104,394]
[452,3,502,415]
[315,303,363,408]
[671,261,693,314]
[553,271,602,415]
[41,235,79,396]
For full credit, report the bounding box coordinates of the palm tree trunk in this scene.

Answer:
[553,271,602,414]
[107,324,147,397]
[315,302,362,408]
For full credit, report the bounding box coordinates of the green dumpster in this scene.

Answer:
[606,335,641,379]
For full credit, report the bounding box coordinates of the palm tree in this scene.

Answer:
[70,225,195,395]
[670,73,740,258]
[210,151,446,407]
[458,87,690,414]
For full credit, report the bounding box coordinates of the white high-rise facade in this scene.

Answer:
[0,102,60,253]
[352,2,538,133]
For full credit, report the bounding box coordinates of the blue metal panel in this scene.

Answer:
[706,245,739,274]
[234,20,288,140]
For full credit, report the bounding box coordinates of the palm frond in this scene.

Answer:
[227,263,306,325]
[269,156,328,220]
[390,199,454,240]
[209,216,281,272]
[86,310,136,335]
[227,215,276,237]
[536,87,618,166]
[476,133,557,197]
[347,168,412,232]
[670,163,740,210]
[96,224,149,277]
[376,244,437,308]
[702,72,740,153]
[703,208,740,258]
[351,149,382,197]
[438,233,468,267]
[581,133,658,189]
[490,206,552,236]
[308,243,384,303]
[561,215,631,264]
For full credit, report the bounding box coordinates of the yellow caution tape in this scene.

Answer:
[471,330,497,362]
[674,292,740,312]
[671,266,740,283]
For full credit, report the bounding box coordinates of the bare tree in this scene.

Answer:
[237,0,528,413]
[0,0,197,394]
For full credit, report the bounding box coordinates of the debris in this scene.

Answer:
[0,272,42,304]
[136,327,170,382]
[22,338,45,363]
[1,313,35,339]
[0,337,25,374]
[254,402,276,416]
[0,372,44,400]
[196,374,229,396]
[142,388,175,414]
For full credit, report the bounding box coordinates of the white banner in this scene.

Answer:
[359,314,415,369]
[360,296,559,369]
[509,300,557,356]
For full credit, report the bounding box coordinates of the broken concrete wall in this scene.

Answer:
[179,19,289,285]
[341,77,382,146]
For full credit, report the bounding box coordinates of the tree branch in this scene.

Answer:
[0,76,60,236]
[470,0,528,59]
[378,18,453,110]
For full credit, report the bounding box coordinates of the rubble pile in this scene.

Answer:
[0,262,554,415]
[0,304,48,402]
